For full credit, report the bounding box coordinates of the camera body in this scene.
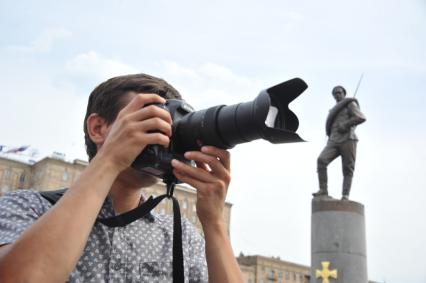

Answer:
[131,99,195,182]
[132,78,308,183]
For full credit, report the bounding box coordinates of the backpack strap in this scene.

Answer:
[39,188,68,205]
[39,188,158,225]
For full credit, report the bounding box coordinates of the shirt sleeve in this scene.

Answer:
[184,219,208,283]
[0,190,47,246]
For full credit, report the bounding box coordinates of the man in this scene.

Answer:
[313,85,366,200]
[0,74,243,282]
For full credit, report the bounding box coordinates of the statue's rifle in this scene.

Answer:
[353,73,364,98]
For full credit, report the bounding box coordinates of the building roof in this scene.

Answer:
[237,254,310,269]
[0,152,88,167]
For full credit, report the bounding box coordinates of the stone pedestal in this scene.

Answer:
[311,199,367,283]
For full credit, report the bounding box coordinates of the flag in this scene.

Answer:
[5,145,30,153]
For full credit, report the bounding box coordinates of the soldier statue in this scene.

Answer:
[313,85,366,200]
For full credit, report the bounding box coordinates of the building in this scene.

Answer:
[0,153,232,234]
[237,254,310,283]
[237,254,382,283]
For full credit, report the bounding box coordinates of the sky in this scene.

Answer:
[1,0,425,282]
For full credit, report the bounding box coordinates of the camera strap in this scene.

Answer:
[40,183,185,283]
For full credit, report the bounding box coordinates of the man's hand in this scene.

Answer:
[171,146,231,226]
[171,146,243,282]
[96,93,172,173]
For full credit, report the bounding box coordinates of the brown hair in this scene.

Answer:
[83,73,181,161]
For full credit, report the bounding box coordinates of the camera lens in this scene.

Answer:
[173,78,307,153]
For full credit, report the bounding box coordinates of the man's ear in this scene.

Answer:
[86,113,109,146]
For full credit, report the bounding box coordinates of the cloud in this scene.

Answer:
[8,27,72,53]
[65,51,139,82]
[160,60,263,108]
[161,61,199,80]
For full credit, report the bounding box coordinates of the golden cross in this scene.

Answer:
[315,261,338,283]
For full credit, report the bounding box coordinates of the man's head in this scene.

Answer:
[84,73,181,161]
[332,85,346,102]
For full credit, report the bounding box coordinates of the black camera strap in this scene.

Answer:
[40,182,185,283]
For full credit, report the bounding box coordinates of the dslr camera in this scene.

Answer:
[132,78,308,183]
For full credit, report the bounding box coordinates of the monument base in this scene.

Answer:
[311,198,367,283]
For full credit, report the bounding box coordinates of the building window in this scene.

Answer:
[268,269,275,279]
[19,173,26,185]
[285,271,290,280]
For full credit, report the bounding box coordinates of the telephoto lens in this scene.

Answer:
[173,77,308,152]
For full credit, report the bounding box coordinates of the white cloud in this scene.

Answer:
[65,51,139,82]
[199,63,238,80]
[160,60,263,108]
[8,27,72,53]
[161,60,199,80]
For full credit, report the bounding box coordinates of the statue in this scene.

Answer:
[313,85,366,200]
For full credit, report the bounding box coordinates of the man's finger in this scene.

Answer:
[195,161,209,171]
[119,93,166,116]
[142,133,170,147]
[127,105,172,125]
[201,146,231,170]
[172,170,207,192]
[171,159,216,183]
[137,118,173,137]
[184,151,228,178]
